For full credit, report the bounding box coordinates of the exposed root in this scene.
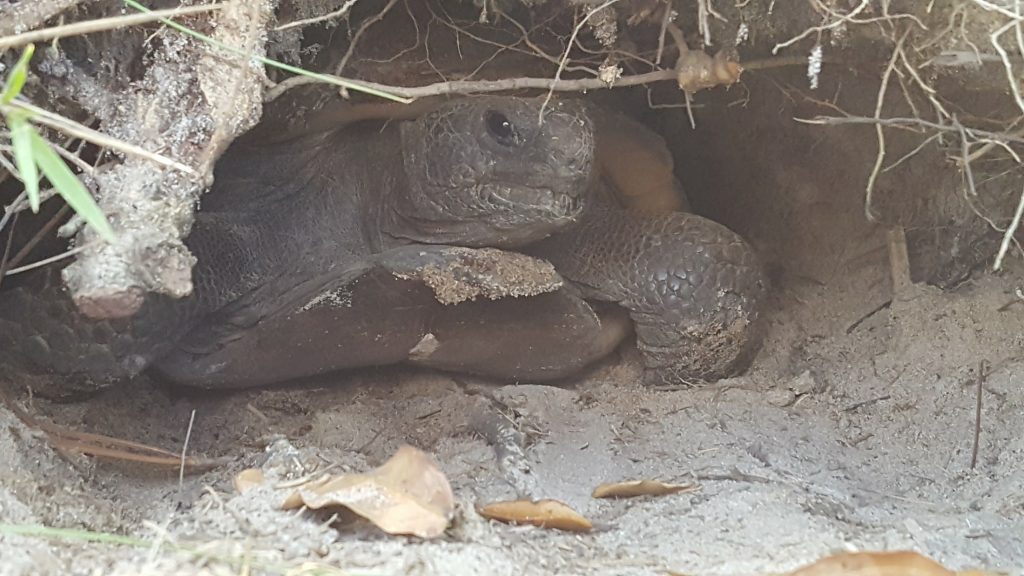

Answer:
[777,0,1024,271]
[864,28,909,222]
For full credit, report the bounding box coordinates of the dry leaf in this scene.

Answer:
[281,445,454,539]
[233,468,265,493]
[592,479,699,499]
[675,50,743,93]
[477,499,592,532]
[785,550,1000,576]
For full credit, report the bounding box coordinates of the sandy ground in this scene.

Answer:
[1,245,1022,575]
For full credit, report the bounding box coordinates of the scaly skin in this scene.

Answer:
[530,199,766,384]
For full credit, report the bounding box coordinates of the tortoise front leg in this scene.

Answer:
[531,208,767,385]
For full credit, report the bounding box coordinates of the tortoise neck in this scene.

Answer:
[352,123,420,252]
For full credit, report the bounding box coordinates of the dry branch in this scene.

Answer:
[266,66,679,101]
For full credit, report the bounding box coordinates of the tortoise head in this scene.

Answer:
[395,97,595,248]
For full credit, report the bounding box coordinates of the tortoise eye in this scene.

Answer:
[485,110,517,146]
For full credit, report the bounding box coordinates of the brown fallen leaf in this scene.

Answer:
[592,479,699,499]
[281,445,454,539]
[477,499,592,532]
[233,468,265,494]
[785,550,1001,576]
[675,49,743,93]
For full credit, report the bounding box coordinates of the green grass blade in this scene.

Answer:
[0,523,390,575]
[29,130,115,242]
[0,523,152,547]
[8,111,40,213]
[121,0,411,104]
[1,43,35,104]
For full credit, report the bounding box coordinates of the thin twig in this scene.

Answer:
[0,4,225,50]
[970,360,986,470]
[540,0,624,122]
[845,300,892,334]
[494,11,597,73]
[2,141,94,178]
[865,29,910,221]
[990,16,1024,117]
[955,116,978,197]
[964,119,1024,164]
[179,409,197,488]
[0,150,18,185]
[335,0,400,76]
[696,0,727,46]
[265,51,811,102]
[811,0,928,30]
[268,67,677,102]
[799,115,1024,145]
[6,204,71,270]
[897,49,951,121]
[0,211,17,289]
[3,188,59,218]
[4,100,197,175]
[3,244,88,276]
[842,394,892,412]
[993,182,1024,271]
[655,2,673,66]
[773,0,871,54]
[972,0,1024,20]
[274,0,356,31]
[0,189,27,236]
[882,132,941,173]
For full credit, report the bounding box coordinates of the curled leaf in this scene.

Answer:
[786,550,1001,576]
[477,499,592,532]
[233,468,265,494]
[592,479,699,499]
[282,445,454,539]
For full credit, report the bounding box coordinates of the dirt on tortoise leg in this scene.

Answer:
[639,315,762,386]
